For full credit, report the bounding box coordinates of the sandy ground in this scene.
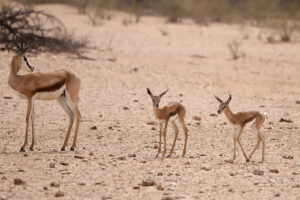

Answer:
[0,4,299,200]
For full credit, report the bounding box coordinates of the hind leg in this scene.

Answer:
[259,131,265,163]
[57,96,75,151]
[29,100,35,151]
[179,119,188,157]
[248,124,261,162]
[168,120,179,157]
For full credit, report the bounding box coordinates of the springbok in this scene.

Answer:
[147,88,188,157]
[215,94,267,163]
[8,40,81,152]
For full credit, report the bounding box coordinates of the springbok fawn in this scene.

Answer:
[147,88,188,157]
[8,39,81,152]
[215,94,267,163]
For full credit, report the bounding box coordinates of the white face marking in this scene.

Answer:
[21,56,34,72]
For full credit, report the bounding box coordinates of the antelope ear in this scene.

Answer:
[147,88,152,97]
[226,94,232,104]
[214,95,222,103]
[159,89,169,97]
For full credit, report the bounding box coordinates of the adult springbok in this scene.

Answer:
[147,88,188,158]
[215,94,267,163]
[8,40,81,152]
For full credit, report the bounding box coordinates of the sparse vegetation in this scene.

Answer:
[0,5,87,55]
[227,40,244,60]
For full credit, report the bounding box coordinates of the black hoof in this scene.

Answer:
[20,148,25,152]
[29,147,34,151]
[246,159,250,162]
[61,148,65,151]
[70,147,75,151]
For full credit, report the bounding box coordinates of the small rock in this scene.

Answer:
[147,121,157,126]
[82,158,88,162]
[90,126,97,130]
[157,172,163,176]
[151,127,156,130]
[74,155,84,159]
[55,191,64,198]
[14,178,25,185]
[253,169,264,176]
[2,176,7,180]
[157,185,164,191]
[123,106,129,110]
[192,116,201,121]
[142,178,156,186]
[162,197,175,200]
[292,184,300,188]
[201,165,211,171]
[50,182,60,187]
[184,161,190,165]
[283,155,293,159]
[128,153,136,158]
[279,118,293,123]
[78,182,85,186]
[228,188,234,192]
[3,96,12,99]
[49,163,55,168]
[269,169,279,173]
[89,151,94,156]
[296,100,300,104]
[275,193,280,197]
[133,186,140,190]
[60,161,68,166]
[133,100,139,102]
[106,57,117,62]
[118,156,126,161]
[153,144,158,149]
[169,182,177,187]
[43,186,48,190]
[295,161,300,166]
[210,113,218,117]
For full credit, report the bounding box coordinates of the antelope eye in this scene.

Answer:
[223,105,226,109]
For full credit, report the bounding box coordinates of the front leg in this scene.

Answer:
[29,100,35,151]
[20,98,32,152]
[162,120,169,157]
[156,123,163,157]
[232,127,238,161]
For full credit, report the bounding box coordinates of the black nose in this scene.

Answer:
[156,104,159,108]
[218,110,220,114]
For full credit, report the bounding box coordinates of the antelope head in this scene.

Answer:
[12,38,34,72]
[215,94,231,114]
[147,88,169,108]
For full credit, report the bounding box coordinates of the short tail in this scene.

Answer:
[263,112,268,120]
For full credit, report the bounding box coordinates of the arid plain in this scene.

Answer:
[0,4,299,200]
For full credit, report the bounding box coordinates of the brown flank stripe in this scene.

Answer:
[36,79,66,93]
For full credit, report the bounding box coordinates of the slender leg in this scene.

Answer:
[168,121,179,157]
[156,123,163,157]
[162,120,169,157]
[29,100,35,151]
[232,127,238,161]
[179,119,188,157]
[236,126,249,161]
[57,96,75,151]
[259,131,265,163]
[70,103,81,151]
[248,127,261,161]
[20,98,32,152]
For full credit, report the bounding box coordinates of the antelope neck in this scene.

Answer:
[223,105,236,124]
[152,104,161,119]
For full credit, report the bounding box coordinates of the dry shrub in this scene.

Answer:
[0,5,87,55]
[227,40,244,60]
[264,19,300,42]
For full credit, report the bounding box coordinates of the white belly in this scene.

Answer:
[34,85,65,100]
[14,91,27,99]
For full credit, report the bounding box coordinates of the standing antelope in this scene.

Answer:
[8,40,81,152]
[214,94,267,163]
[147,88,188,157]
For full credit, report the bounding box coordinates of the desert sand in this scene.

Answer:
[0,4,299,200]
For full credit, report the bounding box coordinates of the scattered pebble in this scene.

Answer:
[169,182,178,187]
[192,116,201,121]
[106,57,117,62]
[253,169,264,176]
[133,100,139,102]
[151,127,156,130]
[133,186,140,190]
[123,106,129,110]
[147,121,157,126]
[296,100,300,104]
[162,197,174,200]
[55,191,64,198]
[157,185,164,191]
[153,144,158,149]
[157,172,163,176]
[269,169,279,173]
[292,184,300,188]
[14,178,25,185]
[210,113,218,117]
[3,96,12,99]
[275,193,280,197]
[89,151,94,156]
[90,126,97,130]
[283,155,293,159]
[201,165,211,171]
[74,155,84,159]
[128,154,136,158]
[118,156,126,161]
[50,182,60,187]
[279,118,293,123]
[60,161,68,166]
[228,188,234,192]
[295,161,300,166]
[142,178,156,186]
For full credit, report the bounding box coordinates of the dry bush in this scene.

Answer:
[227,40,244,60]
[264,19,300,42]
[0,5,87,55]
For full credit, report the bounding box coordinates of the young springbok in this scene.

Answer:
[8,40,81,152]
[147,88,188,157]
[215,94,267,163]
